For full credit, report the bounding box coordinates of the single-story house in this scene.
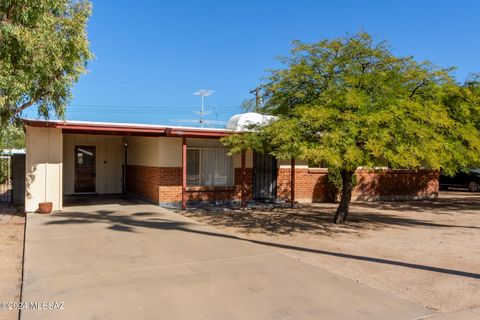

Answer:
[22,113,439,212]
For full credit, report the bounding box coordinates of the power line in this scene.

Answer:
[66,109,235,115]
[67,103,242,110]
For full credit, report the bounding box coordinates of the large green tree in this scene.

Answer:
[0,0,92,125]
[224,33,480,224]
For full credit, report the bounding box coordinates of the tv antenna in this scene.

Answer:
[194,89,214,128]
[171,89,226,128]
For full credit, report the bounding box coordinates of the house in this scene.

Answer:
[22,114,439,212]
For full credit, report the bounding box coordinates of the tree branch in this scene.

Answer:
[12,69,65,117]
[409,80,426,98]
[13,99,35,117]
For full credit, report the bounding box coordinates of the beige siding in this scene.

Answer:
[127,136,252,168]
[63,134,124,195]
[128,136,182,167]
[158,137,182,167]
[25,127,63,212]
[127,136,160,167]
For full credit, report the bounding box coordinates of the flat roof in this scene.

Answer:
[23,119,236,138]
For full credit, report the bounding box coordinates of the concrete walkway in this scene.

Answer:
[21,196,433,320]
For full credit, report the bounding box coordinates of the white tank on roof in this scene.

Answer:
[226,112,276,131]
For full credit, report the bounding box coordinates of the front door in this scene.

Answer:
[253,152,277,200]
[75,146,96,193]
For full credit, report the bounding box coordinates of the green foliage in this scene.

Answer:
[326,168,342,202]
[325,168,357,203]
[0,123,24,149]
[224,32,480,176]
[0,157,8,184]
[0,0,93,125]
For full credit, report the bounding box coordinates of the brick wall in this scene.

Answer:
[126,165,160,203]
[128,164,438,205]
[353,169,439,200]
[277,167,438,203]
[126,165,182,203]
[127,165,253,204]
[186,168,253,202]
[277,168,329,203]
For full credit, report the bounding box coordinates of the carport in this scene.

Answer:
[23,119,254,212]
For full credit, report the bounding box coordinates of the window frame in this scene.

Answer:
[186,146,234,187]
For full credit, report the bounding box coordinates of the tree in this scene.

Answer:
[0,0,93,126]
[0,123,24,149]
[224,32,480,224]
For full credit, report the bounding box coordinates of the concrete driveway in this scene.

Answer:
[21,196,433,320]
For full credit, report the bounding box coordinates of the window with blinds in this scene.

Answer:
[187,147,234,187]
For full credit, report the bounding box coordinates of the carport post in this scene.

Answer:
[291,158,295,208]
[241,150,246,209]
[182,137,187,211]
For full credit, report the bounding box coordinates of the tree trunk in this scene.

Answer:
[333,169,355,224]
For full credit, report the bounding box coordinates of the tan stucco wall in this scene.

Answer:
[25,127,63,212]
[128,136,182,167]
[63,134,124,195]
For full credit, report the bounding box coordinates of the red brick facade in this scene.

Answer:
[277,168,329,202]
[127,165,438,205]
[276,168,439,203]
[126,165,182,203]
[353,169,439,200]
[127,165,253,204]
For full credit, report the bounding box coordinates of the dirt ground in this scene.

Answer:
[0,205,25,320]
[182,191,480,313]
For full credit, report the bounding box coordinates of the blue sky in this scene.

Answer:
[24,0,480,126]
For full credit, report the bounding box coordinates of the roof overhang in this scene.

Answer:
[23,119,233,138]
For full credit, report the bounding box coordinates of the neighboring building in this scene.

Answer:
[22,114,438,212]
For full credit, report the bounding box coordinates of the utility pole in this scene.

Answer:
[250,87,260,112]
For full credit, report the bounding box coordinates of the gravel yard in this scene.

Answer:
[181,191,480,313]
[0,206,25,320]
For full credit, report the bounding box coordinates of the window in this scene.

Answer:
[187,149,200,185]
[77,147,94,166]
[187,148,234,187]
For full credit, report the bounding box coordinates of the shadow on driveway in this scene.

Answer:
[45,198,480,281]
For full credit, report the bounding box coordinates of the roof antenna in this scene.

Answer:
[193,89,215,128]
[172,89,226,128]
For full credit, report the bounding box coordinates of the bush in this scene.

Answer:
[0,158,10,185]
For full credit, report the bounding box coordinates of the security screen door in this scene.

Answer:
[75,146,96,193]
[253,152,277,200]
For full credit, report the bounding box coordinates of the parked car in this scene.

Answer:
[439,169,480,192]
